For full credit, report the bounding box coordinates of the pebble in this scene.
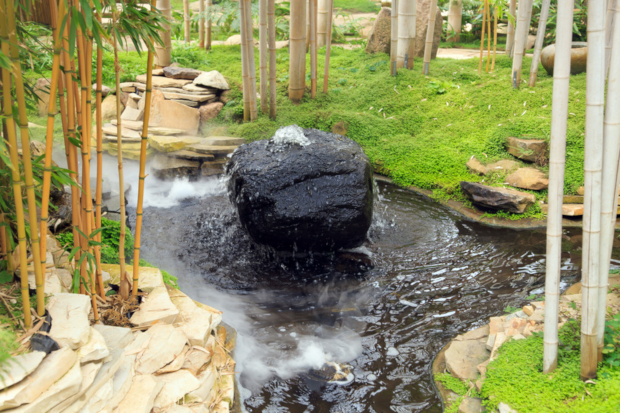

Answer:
[386,347,399,356]
[367,374,377,381]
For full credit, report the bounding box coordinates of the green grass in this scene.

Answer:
[481,320,620,412]
[334,0,380,13]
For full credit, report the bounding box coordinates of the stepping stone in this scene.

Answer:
[136,74,192,88]
[153,370,201,409]
[444,339,490,381]
[116,374,163,413]
[130,286,180,328]
[484,159,519,175]
[168,288,217,346]
[460,182,535,214]
[100,263,165,292]
[8,360,82,413]
[506,167,549,190]
[134,324,187,374]
[103,140,146,151]
[183,83,220,94]
[193,70,230,90]
[121,106,144,122]
[152,68,164,76]
[46,293,91,349]
[77,327,110,364]
[186,143,238,156]
[119,82,137,92]
[93,324,135,351]
[167,150,215,161]
[172,98,200,108]
[161,91,216,102]
[163,66,202,80]
[0,347,77,410]
[0,351,46,391]
[540,203,585,216]
[201,159,228,176]
[151,155,201,180]
[150,100,200,135]
[505,137,547,163]
[203,136,245,146]
[466,157,486,176]
[102,126,141,139]
[111,119,185,135]
[563,195,620,205]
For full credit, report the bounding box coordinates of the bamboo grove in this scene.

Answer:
[0,0,165,329]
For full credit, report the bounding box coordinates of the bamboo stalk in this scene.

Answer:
[317,0,328,48]
[112,10,130,300]
[206,0,212,50]
[478,0,488,74]
[423,0,438,75]
[491,7,497,72]
[485,0,491,73]
[0,13,31,329]
[323,0,333,93]
[4,0,45,316]
[259,0,268,112]
[310,0,317,98]
[506,0,516,52]
[133,0,157,299]
[244,0,258,120]
[599,0,620,363]
[2,214,12,275]
[289,0,306,101]
[268,0,276,118]
[155,0,172,67]
[605,0,617,77]
[397,0,416,69]
[522,0,533,54]
[511,0,530,88]
[199,0,205,48]
[543,0,574,374]
[40,0,65,286]
[94,12,104,299]
[528,0,551,87]
[183,0,190,45]
[240,0,250,120]
[580,0,606,380]
[391,0,398,75]
[447,0,462,42]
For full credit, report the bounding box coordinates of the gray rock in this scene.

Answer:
[365,8,391,54]
[199,102,224,124]
[414,0,443,58]
[34,78,51,117]
[151,154,201,180]
[193,70,230,90]
[163,66,202,80]
[459,397,483,413]
[227,125,374,251]
[445,340,490,381]
[460,182,536,214]
[171,98,200,108]
[541,42,587,76]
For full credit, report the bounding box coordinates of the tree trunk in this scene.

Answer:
[397,0,416,69]
[290,0,307,101]
[423,0,438,75]
[511,0,531,88]
[155,0,172,67]
[528,0,551,87]
[543,0,574,375]
[447,0,462,42]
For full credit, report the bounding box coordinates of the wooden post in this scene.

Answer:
[289,0,307,101]
[599,0,620,362]
[543,0,574,375]
[183,0,190,44]
[268,0,276,118]
[397,0,417,69]
[260,0,268,112]
[310,0,317,98]
[528,0,551,87]
[391,0,398,75]
[506,0,517,52]
[423,0,438,75]
[447,0,462,42]
[323,0,333,92]
[581,0,606,381]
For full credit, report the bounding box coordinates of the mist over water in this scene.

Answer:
[67,152,588,412]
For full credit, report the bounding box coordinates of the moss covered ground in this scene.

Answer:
[26,43,587,218]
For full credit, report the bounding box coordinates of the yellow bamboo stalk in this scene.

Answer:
[259,0,268,112]
[206,0,212,50]
[479,0,487,74]
[0,25,31,329]
[289,0,306,101]
[132,0,157,299]
[486,1,491,73]
[183,0,190,44]
[491,7,498,72]
[94,19,104,299]
[244,0,258,120]
[268,0,276,118]
[40,0,66,284]
[310,0,317,98]
[5,0,45,316]
[199,0,205,48]
[112,11,130,300]
[240,0,250,120]
[323,0,333,93]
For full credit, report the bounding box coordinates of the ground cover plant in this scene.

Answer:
[26,43,587,219]
[481,319,620,412]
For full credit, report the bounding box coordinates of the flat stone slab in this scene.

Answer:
[151,154,201,180]
[136,74,192,88]
[134,324,187,374]
[150,100,200,135]
[130,286,179,327]
[77,327,110,363]
[182,83,220,94]
[153,370,201,409]
[201,160,227,176]
[539,203,588,216]
[148,135,202,153]
[171,98,200,108]
[506,167,549,191]
[162,91,216,102]
[110,119,185,136]
[485,159,519,175]
[116,374,163,413]
[163,66,202,80]
[203,136,245,146]
[121,106,144,122]
[102,125,142,139]
[166,150,215,161]
[168,288,215,346]
[47,293,91,349]
[93,324,135,351]
[186,363,216,403]
[0,351,46,391]
[101,263,164,292]
[505,137,547,163]
[103,354,135,412]
[186,143,238,156]
[445,339,490,381]
[460,182,535,214]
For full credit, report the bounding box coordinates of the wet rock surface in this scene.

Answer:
[227,126,374,251]
[460,182,535,214]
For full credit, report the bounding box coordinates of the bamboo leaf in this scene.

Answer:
[67,246,81,263]
[81,0,93,30]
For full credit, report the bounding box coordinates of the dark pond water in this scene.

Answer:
[128,175,586,413]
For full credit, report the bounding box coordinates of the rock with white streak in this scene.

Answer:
[78,327,110,363]
[135,324,187,374]
[6,360,82,413]
[46,293,91,349]
[116,374,163,413]
[93,324,135,351]
[0,347,77,411]
[0,351,46,391]
[153,369,201,409]
[130,286,179,327]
